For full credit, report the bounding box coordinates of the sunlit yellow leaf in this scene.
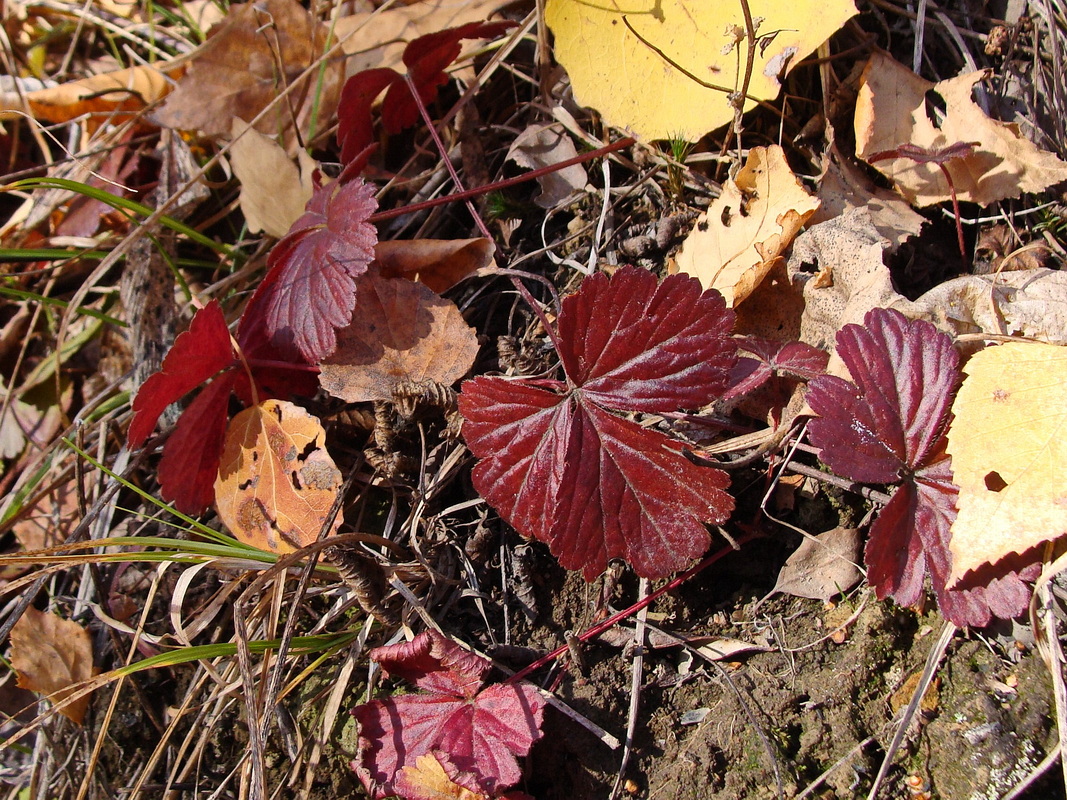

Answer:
[545,0,856,141]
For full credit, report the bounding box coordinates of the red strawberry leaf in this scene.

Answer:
[337,68,399,164]
[128,300,235,448]
[352,630,545,799]
[724,338,828,401]
[807,308,1033,626]
[240,178,377,363]
[459,266,737,581]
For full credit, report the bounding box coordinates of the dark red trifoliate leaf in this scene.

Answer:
[240,179,377,363]
[352,630,545,799]
[807,308,1033,626]
[156,373,237,514]
[459,266,737,581]
[337,21,516,164]
[723,337,828,401]
[128,300,235,448]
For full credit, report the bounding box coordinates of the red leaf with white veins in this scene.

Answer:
[459,266,736,580]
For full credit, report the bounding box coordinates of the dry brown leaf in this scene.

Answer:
[229,118,317,237]
[214,400,342,554]
[11,479,79,552]
[373,238,495,294]
[855,50,1067,206]
[334,0,514,75]
[153,0,338,139]
[906,268,1067,345]
[786,207,905,351]
[773,527,864,601]
[946,342,1067,584]
[675,145,819,307]
[506,123,589,209]
[319,273,479,403]
[10,607,95,724]
[0,64,177,125]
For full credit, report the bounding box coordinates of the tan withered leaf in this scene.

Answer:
[674,145,819,307]
[396,753,489,800]
[214,400,342,554]
[373,238,495,294]
[319,273,479,403]
[11,608,95,724]
[153,0,338,139]
[855,50,1067,206]
[229,118,317,237]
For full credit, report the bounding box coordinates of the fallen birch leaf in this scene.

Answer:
[229,119,317,237]
[946,342,1067,584]
[11,608,95,724]
[506,123,589,208]
[373,237,495,294]
[676,145,819,307]
[153,0,338,139]
[855,50,1067,206]
[545,0,856,141]
[0,65,176,124]
[773,527,864,601]
[214,400,343,553]
[319,272,480,403]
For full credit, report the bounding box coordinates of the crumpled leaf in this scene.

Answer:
[373,237,495,294]
[229,119,318,237]
[152,0,338,139]
[352,629,545,799]
[11,607,95,724]
[459,266,736,580]
[946,342,1067,584]
[337,21,516,163]
[676,145,820,307]
[214,400,342,553]
[807,308,1033,626]
[505,123,589,208]
[241,178,378,363]
[545,0,856,141]
[319,272,479,403]
[855,50,1067,206]
[773,527,863,600]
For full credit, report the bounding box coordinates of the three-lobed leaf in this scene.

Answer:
[807,308,1033,626]
[352,630,545,799]
[459,266,737,580]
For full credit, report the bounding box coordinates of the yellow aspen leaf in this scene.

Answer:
[396,753,489,800]
[946,342,1067,584]
[214,400,343,554]
[674,145,819,306]
[11,608,95,724]
[544,0,856,142]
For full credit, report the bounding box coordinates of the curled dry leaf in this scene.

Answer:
[545,0,856,141]
[506,123,589,208]
[319,272,480,403]
[10,607,95,724]
[946,342,1067,584]
[855,50,1067,206]
[214,400,343,554]
[373,237,495,294]
[675,145,820,307]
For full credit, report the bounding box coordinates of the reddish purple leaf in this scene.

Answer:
[352,630,545,799]
[156,373,237,515]
[337,68,399,164]
[459,266,736,580]
[241,179,377,363]
[724,338,828,400]
[807,308,1033,626]
[128,300,235,448]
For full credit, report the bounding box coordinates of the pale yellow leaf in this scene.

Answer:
[11,608,95,724]
[675,145,819,306]
[855,50,1067,206]
[396,753,489,800]
[545,0,856,141]
[229,119,317,237]
[214,400,342,553]
[946,342,1067,584]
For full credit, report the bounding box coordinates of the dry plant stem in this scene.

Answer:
[866,620,957,800]
[1000,742,1063,800]
[1032,548,1067,798]
[610,577,649,800]
[795,736,877,799]
[507,530,760,684]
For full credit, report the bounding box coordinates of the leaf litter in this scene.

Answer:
[3,0,1067,797]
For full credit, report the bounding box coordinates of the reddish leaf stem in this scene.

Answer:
[505,529,759,685]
